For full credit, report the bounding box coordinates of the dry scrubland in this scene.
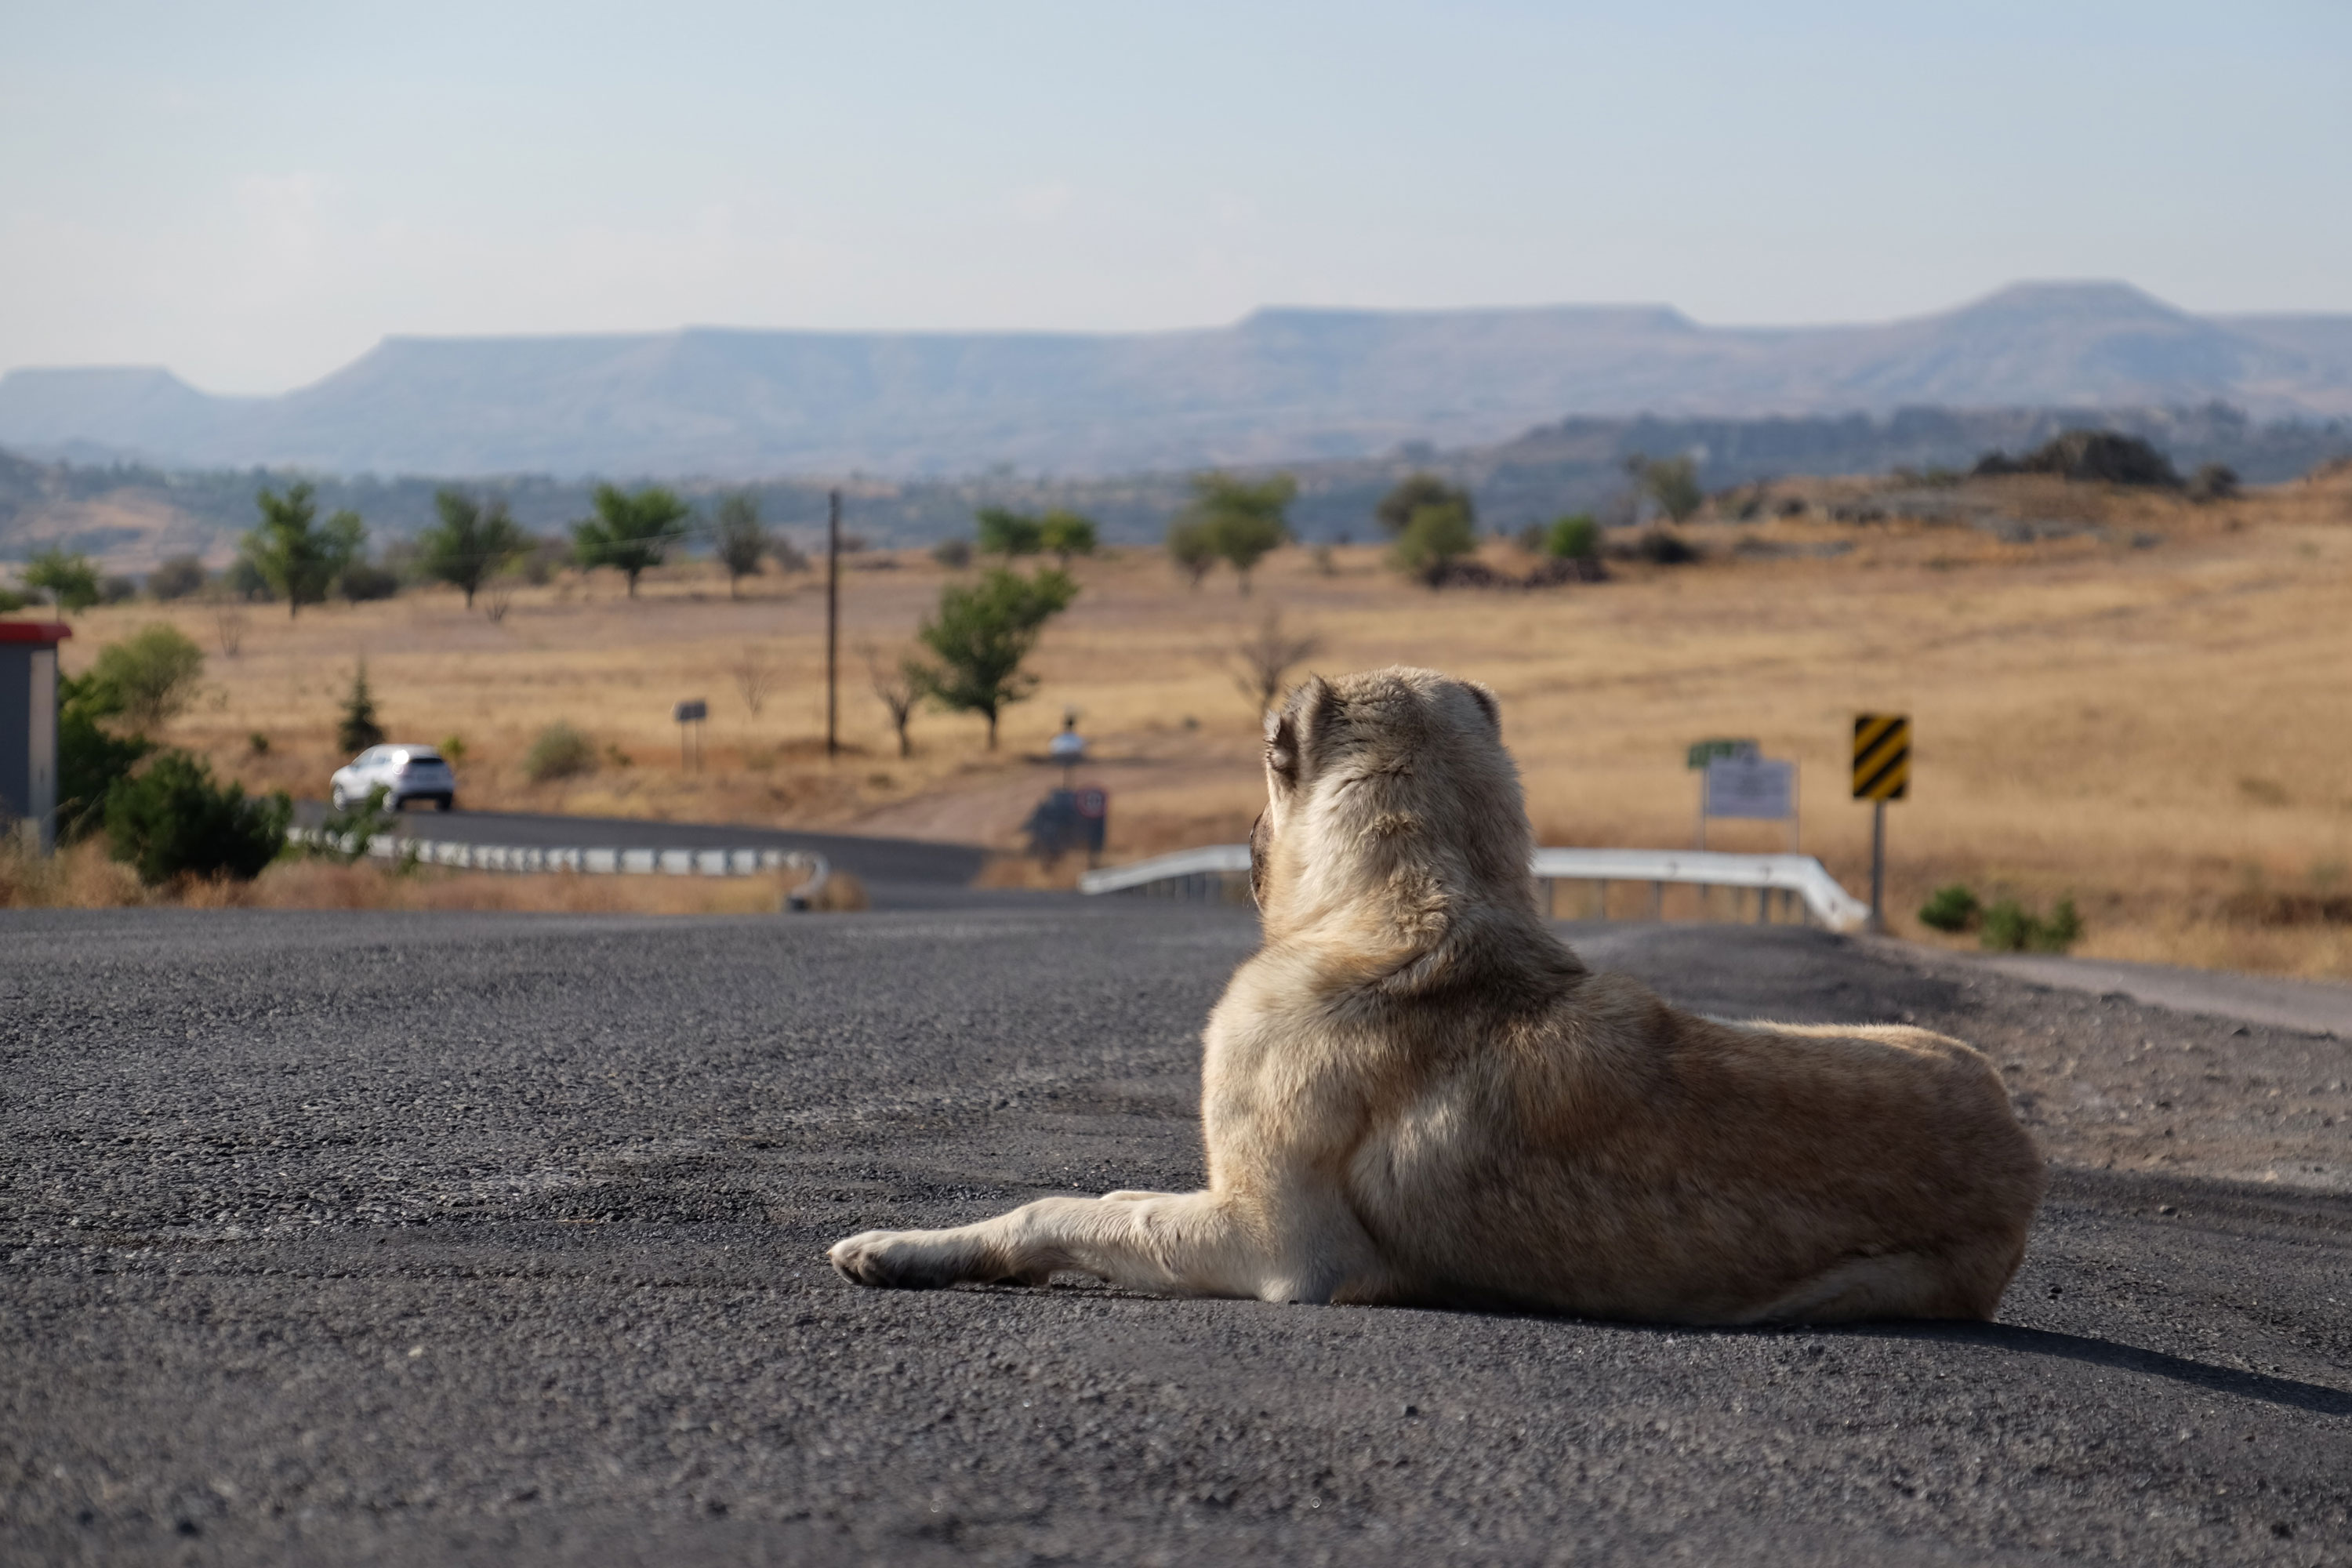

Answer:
[38,466,2352,975]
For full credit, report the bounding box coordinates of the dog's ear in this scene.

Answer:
[1462,681,1501,734]
[1264,705,1301,789]
[1265,674,1338,789]
[1247,808,1271,906]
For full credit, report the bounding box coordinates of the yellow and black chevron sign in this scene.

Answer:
[1853,714,1911,801]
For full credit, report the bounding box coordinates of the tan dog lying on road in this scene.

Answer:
[831,666,2046,1323]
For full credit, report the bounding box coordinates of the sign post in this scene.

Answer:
[1685,738,1758,849]
[1851,713,1911,934]
[673,699,708,772]
[825,489,840,758]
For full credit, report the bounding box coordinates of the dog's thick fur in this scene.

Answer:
[831,667,2046,1323]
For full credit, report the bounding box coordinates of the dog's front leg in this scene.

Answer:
[829,1184,1385,1303]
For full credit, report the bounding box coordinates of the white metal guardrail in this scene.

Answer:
[1080,844,1870,931]
[1529,848,1871,930]
[289,827,833,909]
[1078,844,1251,895]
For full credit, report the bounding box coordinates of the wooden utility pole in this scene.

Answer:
[825,488,840,757]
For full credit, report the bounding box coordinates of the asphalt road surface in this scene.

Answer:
[289,802,992,909]
[5,906,2349,1566]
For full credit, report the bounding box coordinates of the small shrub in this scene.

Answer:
[89,623,205,733]
[521,535,566,585]
[336,662,386,753]
[524,722,598,782]
[1375,474,1474,538]
[248,731,270,754]
[438,734,468,764]
[1545,514,1601,560]
[339,561,401,602]
[2038,898,2084,953]
[1918,884,1980,932]
[1634,528,1699,565]
[103,751,291,885]
[1979,898,2033,952]
[56,673,152,840]
[1390,501,1478,586]
[1979,896,2084,954]
[99,575,139,605]
[148,556,209,601]
[931,538,974,569]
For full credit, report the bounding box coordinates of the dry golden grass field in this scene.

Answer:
[26,465,2352,974]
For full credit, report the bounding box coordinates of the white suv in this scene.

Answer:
[331,746,458,812]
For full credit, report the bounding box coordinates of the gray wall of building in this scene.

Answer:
[0,643,60,852]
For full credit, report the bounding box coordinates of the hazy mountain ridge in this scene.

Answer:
[4,282,2350,481]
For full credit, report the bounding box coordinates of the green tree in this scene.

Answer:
[713,493,768,598]
[103,751,290,885]
[243,483,363,618]
[910,566,1080,750]
[866,644,923,758]
[1037,509,1098,565]
[1187,472,1296,596]
[23,546,102,612]
[1391,501,1479,587]
[572,484,691,597]
[56,672,152,841]
[1544,513,1600,559]
[1374,473,1475,538]
[1635,455,1704,523]
[147,555,209,601]
[419,488,527,609]
[975,506,1045,557]
[337,660,386,754]
[1166,518,1218,589]
[89,623,205,733]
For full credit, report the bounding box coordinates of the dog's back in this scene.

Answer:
[1311,969,2045,1322]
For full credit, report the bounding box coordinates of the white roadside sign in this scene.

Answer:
[1705,757,1795,821]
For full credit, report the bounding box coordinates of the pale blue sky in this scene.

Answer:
[3,1,2347,393]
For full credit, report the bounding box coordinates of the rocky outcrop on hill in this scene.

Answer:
[1973,430,2182,486]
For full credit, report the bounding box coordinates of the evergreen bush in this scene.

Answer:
[103,752,290,884]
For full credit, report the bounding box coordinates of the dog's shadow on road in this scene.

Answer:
[1856,1320,2352,1417]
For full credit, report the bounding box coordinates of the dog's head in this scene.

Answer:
[1249,666,1536,945]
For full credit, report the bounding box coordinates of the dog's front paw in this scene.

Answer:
[829,1229,960,1290]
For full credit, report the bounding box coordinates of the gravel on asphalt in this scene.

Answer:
[4,906,2348,1566]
